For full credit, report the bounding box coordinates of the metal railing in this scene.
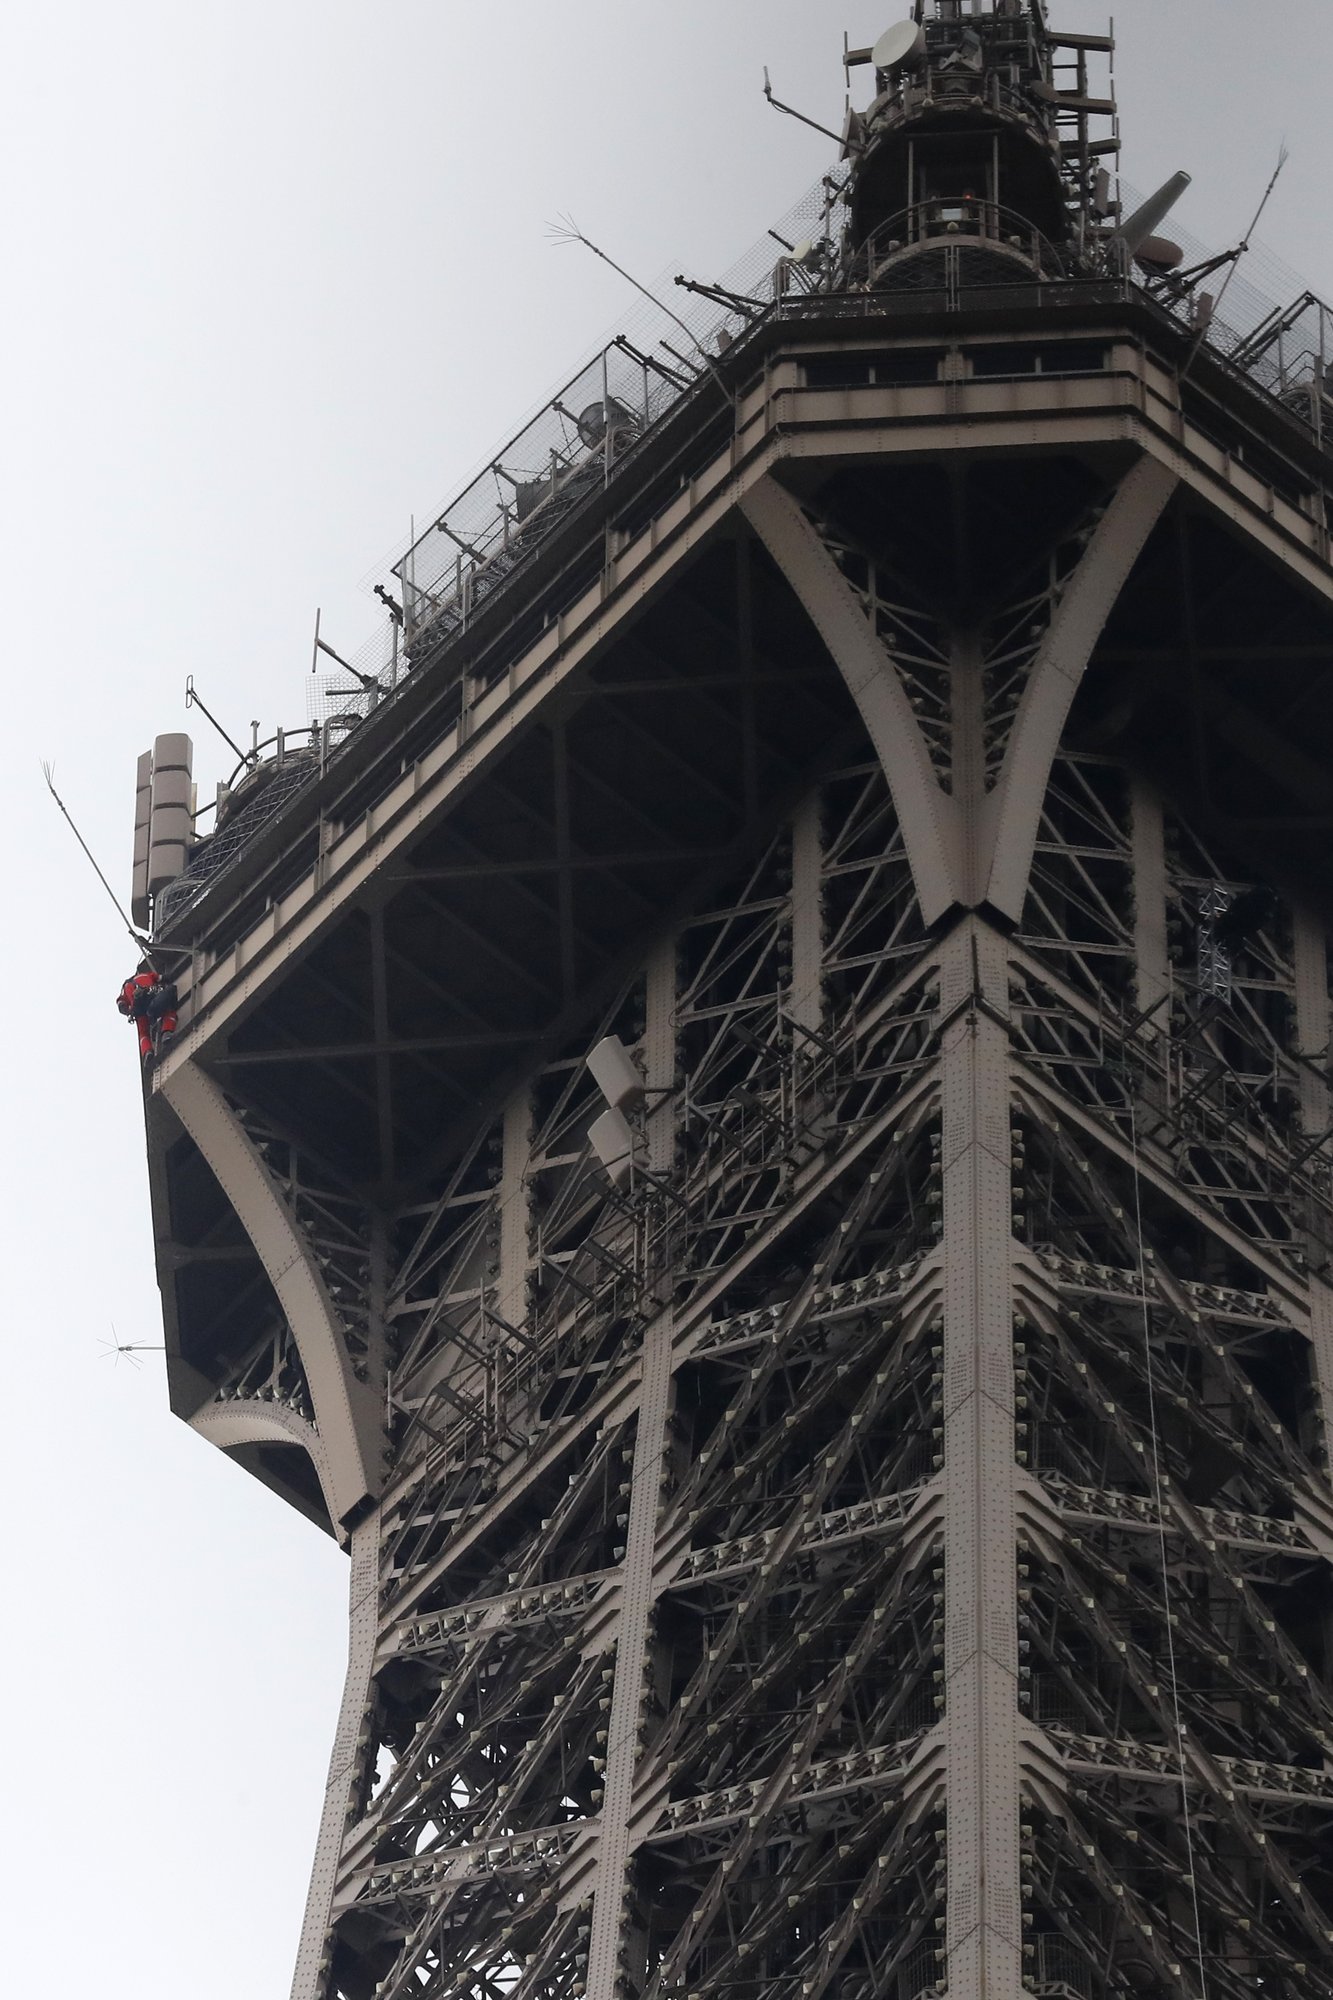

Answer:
[842,201,1074,291]
[154,177,1333,937]
[394,339,686,663]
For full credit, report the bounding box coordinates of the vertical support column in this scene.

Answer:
[788,792,824,1035]
[1293,910,1333,1455]
[289,1516,381,2000]
[949,629,986,908]
[368,1213,389,1411]
[939,918,1023,2000]
[586,943,678,2000]
[1294,909,1330,1138]
[1129,776,1170,1026]
[498,1086,534,1327]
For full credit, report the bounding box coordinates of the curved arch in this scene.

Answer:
[161,1060,383,1525]
[983,454,1178,921]
[740,477,962,925]
[190,1397,340,1529]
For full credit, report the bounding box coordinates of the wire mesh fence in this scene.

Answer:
[311,176,1330,739]
[156,745,319,929]
[156,165,1332,935]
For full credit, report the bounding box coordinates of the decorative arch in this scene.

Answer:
[741,458,1179,935]
[190,1397,340,1534]
[982,454,1178,920]
[740,477,963,925]
[161,1060,383,1526]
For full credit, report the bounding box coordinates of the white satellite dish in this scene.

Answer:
[1134,235,1184,274]
[872,21,926,71]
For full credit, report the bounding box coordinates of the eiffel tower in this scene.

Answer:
[132,5,1333,1996]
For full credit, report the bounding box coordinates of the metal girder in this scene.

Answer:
[740,477,960,926]
[985,455,1178,920]
[179,718,1333,2000]
[162,1060,385,1528]
[137,266,1333,2000]
[154,356,1331,1076]
[290,1520,382,1996]
[160,630,1333,2000]
[937,919,1024,2000]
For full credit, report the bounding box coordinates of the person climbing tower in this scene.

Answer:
[116,961,178,1067]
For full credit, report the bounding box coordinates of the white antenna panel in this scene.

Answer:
[872,22,926,71]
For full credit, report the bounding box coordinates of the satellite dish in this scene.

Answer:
[1134,235,1184,273]
[872,21,926,72]
[576,398,638,450]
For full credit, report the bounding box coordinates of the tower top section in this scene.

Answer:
[844,0,1115,273]
[137,0,1333,949]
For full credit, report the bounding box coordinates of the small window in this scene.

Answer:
[1036,342,1108,375]
[875,349,945,385]
[804,358,873,388]
[970,344,1037,377]
[804,350,943,389]
[969,342,1107,378]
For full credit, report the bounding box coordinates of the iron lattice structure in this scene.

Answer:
[134,6,1333,1997]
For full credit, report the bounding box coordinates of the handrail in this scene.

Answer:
[152,176,1333,940]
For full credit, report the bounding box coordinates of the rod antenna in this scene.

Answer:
[185,673,253,767]
[547,215,731,397]
[43,762,150,953]
[762,67,856,151]
[1180,143,1290,383]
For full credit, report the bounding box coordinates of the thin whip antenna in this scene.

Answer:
[99,1325,167,1370]
[185,672,252,767]
[1180,143,1289,384]
[547,215,731,398]
[43,762,150,953]
[762,66,855,152]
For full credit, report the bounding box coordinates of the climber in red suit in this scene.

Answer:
[117,962,178,1065]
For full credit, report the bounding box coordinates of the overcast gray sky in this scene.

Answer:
[3,3,1331,1993]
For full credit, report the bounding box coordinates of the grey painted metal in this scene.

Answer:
[586,939,679,1999]
[150,368,1331,1074]
[131,21,1333,1994]
[290,1517,381,2000]
[938,920,1023,1999]
[983,456,1178,922]
[1293,910,1333,1447]
[787,792,824,1035]
[498,1086,534,1328]
[161,1059,383,1526]
[740,477,961,925]
[190,1398,338,1525]
[157,715,1333,1995]
[1129,776,1170,1027]
[584,1305,675,2000]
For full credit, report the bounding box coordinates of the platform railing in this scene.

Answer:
[152,181,1333,938]
[841,201,1074,290]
